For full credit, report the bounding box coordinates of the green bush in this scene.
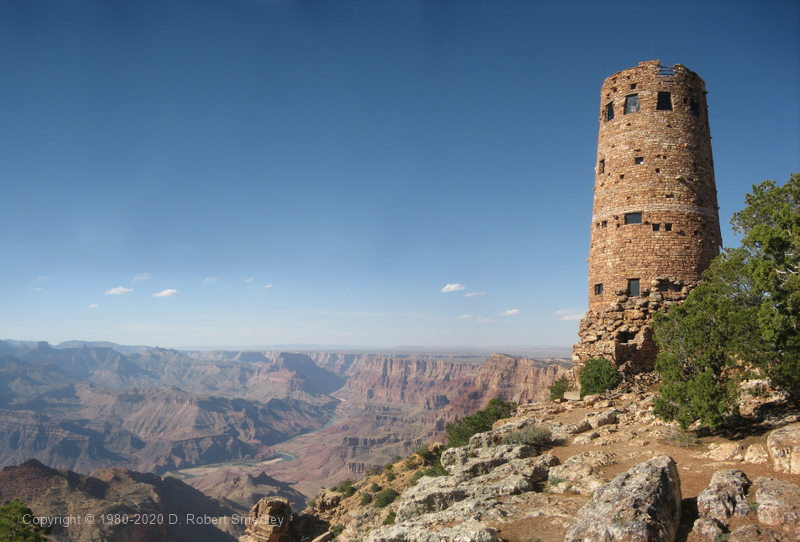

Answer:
[500,425,552,450]
[409,470,424,485]
[664,428,699,448]
[579,357,621,398]
[360,492,373,505]
[330,479,357,497]
[653,175,800,429]
[0,499,50,541]
[384,462,394,471]
[445,398,516,448]
[383,511,396,525]
[549,375,570,400]
[385,470,396,482]
[415,447,435,464]
[404,456,416,470]
[369,482,382,493]
[374,488,400,508]
[331,525,345,536]
[364,466,382,477]
[422,458,448,478]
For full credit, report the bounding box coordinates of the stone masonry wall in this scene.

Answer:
[573,61,721,380]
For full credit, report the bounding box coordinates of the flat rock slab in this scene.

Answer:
[564,455,682,542]
[755,477,800,538]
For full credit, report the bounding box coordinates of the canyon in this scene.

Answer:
[0,339,570,514]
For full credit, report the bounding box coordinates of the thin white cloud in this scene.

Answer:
[105,286,133,295]
[153,289,180,297]
[459,314,471,319]
[474,317,494,323]
[498,309,520,316]
[34,276,51,284]
[245,277,254,282]
[264,284,273,288]
[29,287,42,291]
[556,308,586,321]
[202,277,218,285]
[464,292,486,297]
[133,273,154,282]
[90,304,98,308]
[442,283,465,293]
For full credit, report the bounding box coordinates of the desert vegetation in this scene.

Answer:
[654,174,799,430]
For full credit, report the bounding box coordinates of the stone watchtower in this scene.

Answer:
[573,60,722,376]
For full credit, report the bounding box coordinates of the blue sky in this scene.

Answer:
[2,0,798,349]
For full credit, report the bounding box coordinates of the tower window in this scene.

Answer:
[594,283,604,295]
[625,212,642,224]
[634,156,644,165]
[659,283,669,292]
[665,223,673,231]
[690,98,699,116]
[598,159,605,173]
[652,223,660,231]
[624,94,640,114]
[619,331,637,343]
[657,92,673,111]
[605,102,614,121]
[628,279,640,298]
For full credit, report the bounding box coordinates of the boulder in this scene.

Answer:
[697,469,751,520]
[767,424,800,474]
[588,409,619,429]
[691,517,726,542]
[728,524,794,541]
[754,477,800,537]
[564,455,682,542]
[315,489,341,512]
[241,497,292,542]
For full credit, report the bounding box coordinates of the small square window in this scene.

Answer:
[605,102,615,121]
[690,98,699,116]
[659,283,669,292]
[665,223,673,232]
[601,220,607,228]
[594,283,604,295]
[598,159,605,174]
[625,212,642,224]
[652,223,660,231]
[657,91,673,111]
[634,156,644,165]
[628,279,640,298]
[619,331,637,343]
[624,94,640,114]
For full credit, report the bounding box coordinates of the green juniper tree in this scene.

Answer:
[0,499,49,542]
[653,174,799,430]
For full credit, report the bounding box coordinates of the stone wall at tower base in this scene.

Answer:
[572,277,695,385]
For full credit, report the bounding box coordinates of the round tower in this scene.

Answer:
[573,60,721,374]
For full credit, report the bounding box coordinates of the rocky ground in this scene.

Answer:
[242,373,800,542]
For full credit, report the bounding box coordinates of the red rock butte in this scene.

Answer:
[573,61,722,376]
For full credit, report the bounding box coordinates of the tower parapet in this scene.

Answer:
[573,61,721,376]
